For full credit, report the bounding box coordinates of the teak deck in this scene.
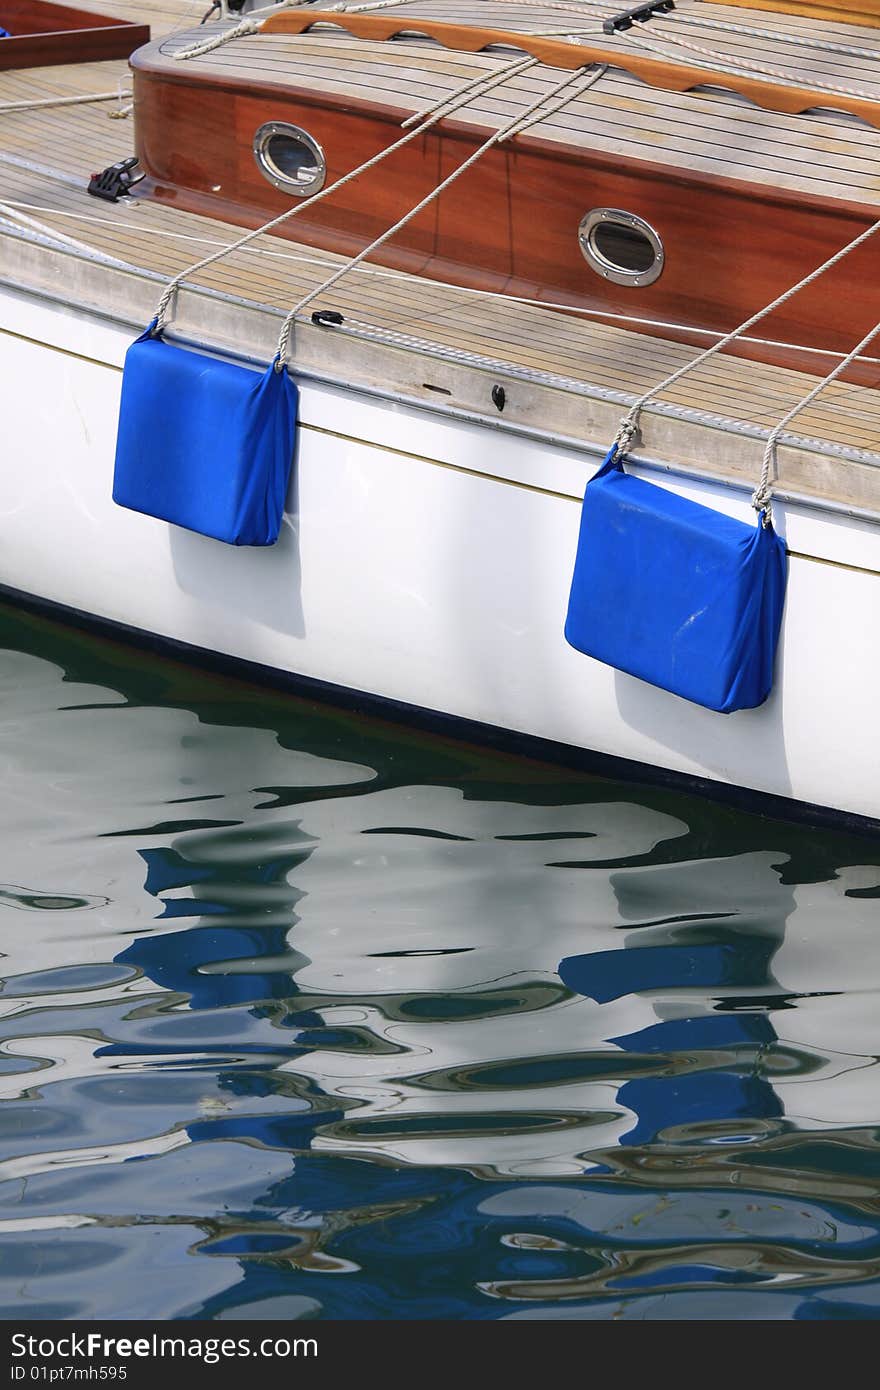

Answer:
[3,0,880,513]
[131,1,880,379]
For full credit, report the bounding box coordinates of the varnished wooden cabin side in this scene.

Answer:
[130,53,880,385]
[708,0,880,25]
[0,0,149,70]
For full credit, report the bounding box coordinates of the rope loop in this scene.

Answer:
[751,438,776,526]
[611,218,880,517]
[613,408,640,456]
[173,12,261,61]
[153,282,178,334]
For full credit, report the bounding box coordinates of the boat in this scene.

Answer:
[1,0,879,827]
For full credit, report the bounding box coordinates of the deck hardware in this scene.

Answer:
[253,121,326,197]
[602,1,676,34]
[311,310,345,326]
[578,208,664,288]
[492,384,506,411]
[87,156,143,202]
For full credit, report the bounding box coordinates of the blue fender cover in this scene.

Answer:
[112,324,299,546]
[564,446,788,712]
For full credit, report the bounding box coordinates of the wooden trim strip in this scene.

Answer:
[261,10,880,128]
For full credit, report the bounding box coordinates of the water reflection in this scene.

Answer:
[0,602,878,1319]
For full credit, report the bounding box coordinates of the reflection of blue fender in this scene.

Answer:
[618,1071,783,1146]
[187,1108,343,1149]
[191,1160,530,1320]
[612,1011,776,1053]
[140,847,217,896]
[140,846,307,905]
[116,846,309,1008]
[116,924,298,1009]
[558,937,779,1003]
[560,943,783,1147]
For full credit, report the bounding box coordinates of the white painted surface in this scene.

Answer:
[1,285,879,819]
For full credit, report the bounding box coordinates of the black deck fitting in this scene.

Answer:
[87,157,143,203]
[602,0,675,34]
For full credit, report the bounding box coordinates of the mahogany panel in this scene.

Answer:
[0,0,148,69]
[132,68,880,385]
[708,0,880,24]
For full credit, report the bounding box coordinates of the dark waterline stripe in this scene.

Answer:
[0,580,876,839]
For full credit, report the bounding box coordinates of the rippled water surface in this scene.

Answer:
[1,601,879,1321]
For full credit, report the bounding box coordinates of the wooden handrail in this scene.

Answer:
[261,10,880,129]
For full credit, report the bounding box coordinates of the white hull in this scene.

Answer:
[2,283,879,823]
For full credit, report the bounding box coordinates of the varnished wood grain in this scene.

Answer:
[6,21,880,477]
[707,0,880,26]
[262,10,880,128]
[0,0,148,70]
[131,64,880,383]
[4,0,880,462]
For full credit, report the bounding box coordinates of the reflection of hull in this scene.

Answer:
[2,287,880,824]
[1,635,879,1313]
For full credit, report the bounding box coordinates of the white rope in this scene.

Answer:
[8,192,880,370]
[400,53,536,129]
[0,89,132,114]
[619,23,880,105]
[612,217,880,519]
[343,0,433,10]
[152,55,541,332]
[5,192,880,373]
[498,62,606,139]
[172,0,336,61]
[482,0,880,62]
[0,203,135,264]
[172,12,261,59]
[614,216,880,522]
[275,62,599,361]
[664,8,880,63]
[169,0,880,108]
[753,317,880,524]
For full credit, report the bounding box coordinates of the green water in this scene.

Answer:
[0,600,878,1320]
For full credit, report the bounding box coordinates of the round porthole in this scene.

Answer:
[578,208,664,287]
[253,121,326,197]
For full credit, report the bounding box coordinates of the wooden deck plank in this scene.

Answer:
[2,0,880,495]
[146,27,880,204]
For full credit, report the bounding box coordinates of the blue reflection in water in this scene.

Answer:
[0,602,878,1320]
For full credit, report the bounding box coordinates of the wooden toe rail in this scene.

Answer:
[261,10,880,129]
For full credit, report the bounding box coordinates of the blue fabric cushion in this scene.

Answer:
[113,324,298,546]
[565,446,787,712]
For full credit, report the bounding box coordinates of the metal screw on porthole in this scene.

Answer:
[253,122,327,198]
[578,208,665,288]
